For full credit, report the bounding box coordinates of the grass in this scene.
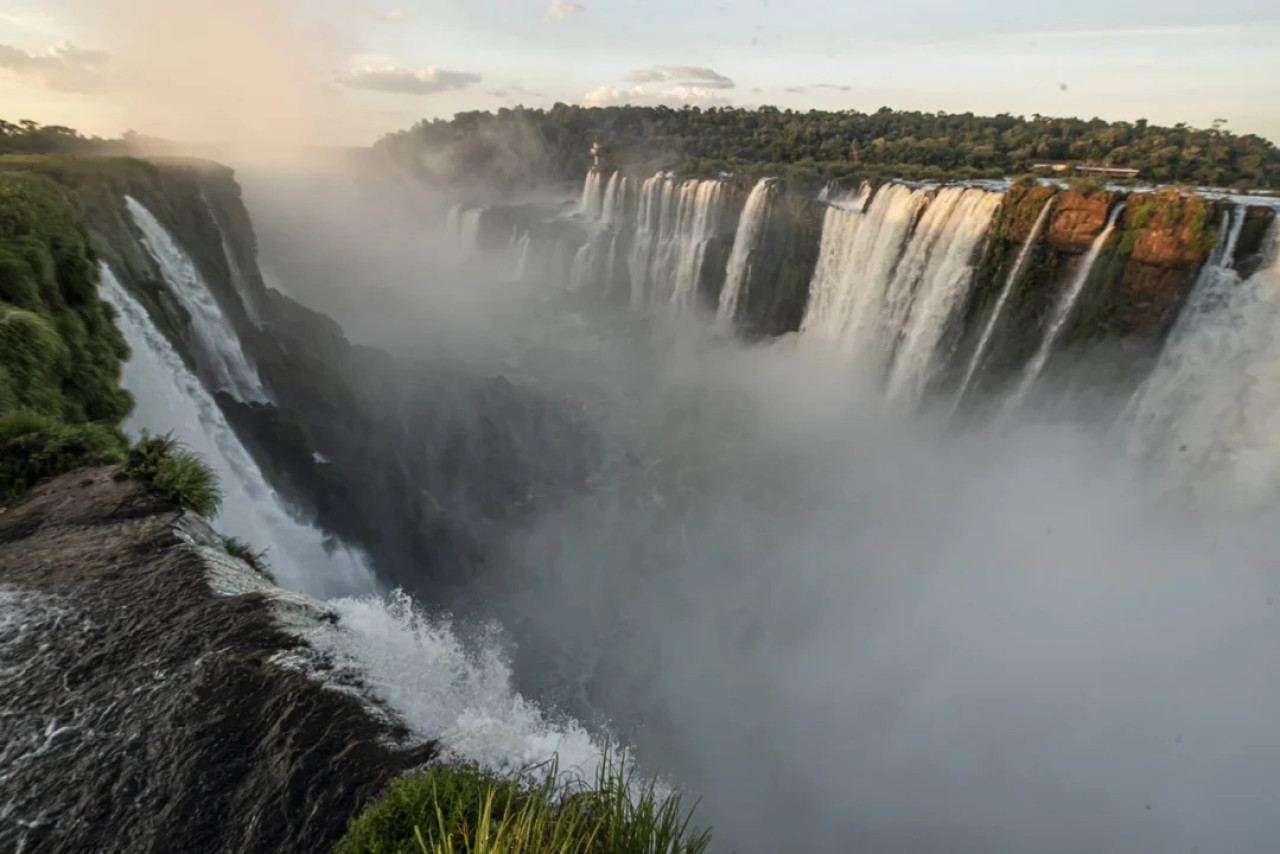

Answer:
[337,755,712,854]
[123,433,221,516]
[0,408,126,505]
[221,535,275,582]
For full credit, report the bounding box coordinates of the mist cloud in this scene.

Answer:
[339,66,482,96]
[0,41,109,92]
[623,65,736,89]
[371,10,408,23]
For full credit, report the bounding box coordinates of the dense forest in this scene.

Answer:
[373,104,1280,192]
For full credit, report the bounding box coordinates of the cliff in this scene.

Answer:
[0,470,435,854]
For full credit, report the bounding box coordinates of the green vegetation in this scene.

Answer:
[0,169,133,423]
[222,535,275,582]
[123,434,221,516]
[338,757,711,854]
[376,105,1280,191]
[0,409,126,504]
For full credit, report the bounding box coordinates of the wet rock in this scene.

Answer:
[0,470,436,854]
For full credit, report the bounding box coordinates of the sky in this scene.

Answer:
[2,0,1279,150]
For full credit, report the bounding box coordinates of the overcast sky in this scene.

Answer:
[2,0,1279,148]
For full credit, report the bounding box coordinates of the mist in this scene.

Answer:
[229,165,1280,852]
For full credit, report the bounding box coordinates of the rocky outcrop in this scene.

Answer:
[1046,190,1116,253]
[0,470,435,854]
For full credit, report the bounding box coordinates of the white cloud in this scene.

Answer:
[543,1,585,22]
[0,41,109,92]
[371,10,408,23]
[583,84,732,108]
[338,66,481,95]
[622,65,735,90]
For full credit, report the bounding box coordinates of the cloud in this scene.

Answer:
[543,1,584,22]
[338,66,481,95]
[489,85,545,100]
[622,65,735,90]
[371,10,408,22]
[784,83,854,94]
[0,41,109,92]
[583,84,732,108]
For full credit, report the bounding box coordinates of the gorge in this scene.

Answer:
[4,144,1280,854]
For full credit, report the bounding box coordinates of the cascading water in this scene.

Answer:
[884,188,1004,402]
[716,178,773,324]
[1004,202,1126,413]
[800,184,1000,391]
[799,183,929,350]
[1124,211,1280,502]
[579,169,606,219]
[570,171,630,292]
[99,264,374,599]
[951,197,1056,411]
[100,257,617,781]
[127,197,269,403]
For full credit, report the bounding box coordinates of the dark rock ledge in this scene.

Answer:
[0,470,435,854]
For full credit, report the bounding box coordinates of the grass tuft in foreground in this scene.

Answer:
[221,535,275,582]
[123,433,221,516]
[337,754,711,854]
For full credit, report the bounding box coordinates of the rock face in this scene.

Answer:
[1046,191,1116,253]
[0,471,435,854]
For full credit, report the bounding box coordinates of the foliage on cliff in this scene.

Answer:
[0,168,133,423]
[338,758,710,854]
[375,105,1280,191]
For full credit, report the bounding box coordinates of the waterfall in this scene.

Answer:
[627,174,666,307]
[126,197,269,404]
[799,182,1000,391]
[1004,202,1125,412]
[579,169,606,219]
[716,179,773,325]
[799,183,929,351]
[951,197,1056,411]
[204,194,264,329]
[99,265,375,599]
[665,180,728,309]
[1124,210,1280,500]
[885,188,1004,402]
[570,171,632,292]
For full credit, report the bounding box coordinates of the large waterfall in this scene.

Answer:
[623,173,731,309]
[800,184,1001,396]
[101,218,613,782]
[100,264,375,599]
[716,179,773,324]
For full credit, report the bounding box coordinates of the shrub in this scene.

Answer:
[337,756,711,854]
[0,408,126,505]
[221,535,275,582]
[124,433,221,516]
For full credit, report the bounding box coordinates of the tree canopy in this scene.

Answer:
[374,105,1280,191]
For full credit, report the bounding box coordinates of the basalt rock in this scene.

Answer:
[0,470,436,854]
[1046,191,1116,253]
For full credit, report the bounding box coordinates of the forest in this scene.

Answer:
[373,104,1280,191]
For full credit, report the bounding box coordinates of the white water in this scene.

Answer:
[570,171,630,292]
[100,264,375,599]
[579,169,606,220]
[800,184,929,351]
[1005,202,1126,413]
[952,197,1056,410]
[1125,212,1280,503]
[884,188,1004,400]
[126,197,269,403]
[716,179,773,324]
[800,184,1000,392]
